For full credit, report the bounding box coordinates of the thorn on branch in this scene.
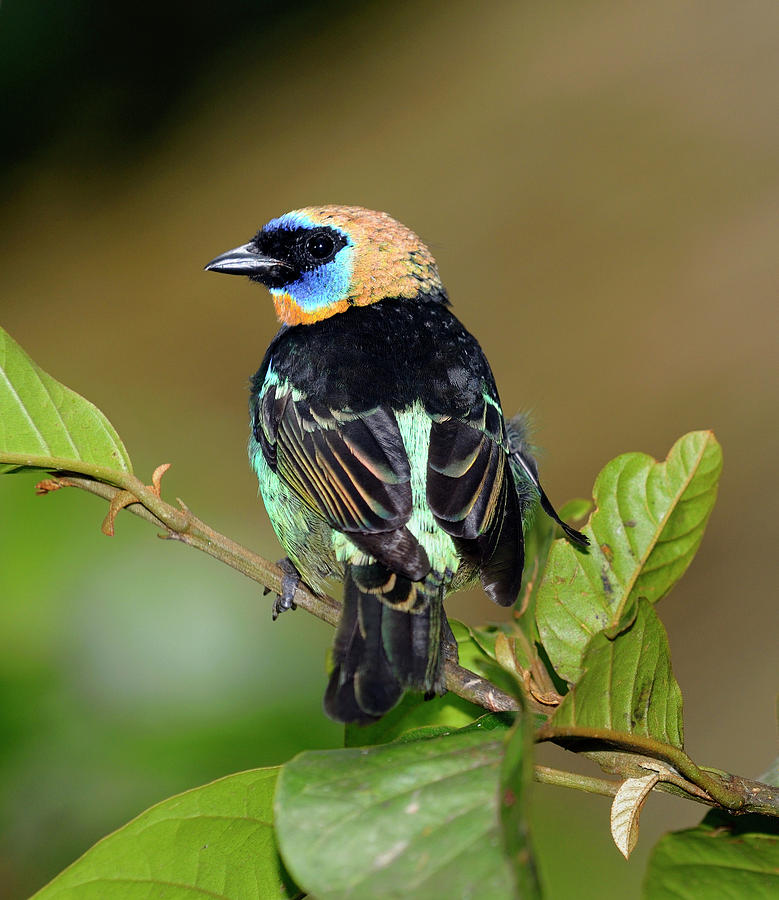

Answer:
[101,463,172,537]
[151,464,171,495]
[102,489,138,536]
[520,667,563,706]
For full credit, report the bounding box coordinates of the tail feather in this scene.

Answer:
[383,598,443,690]
[354,590,405,717]
[323,580,372,722]
[324,563,447,724]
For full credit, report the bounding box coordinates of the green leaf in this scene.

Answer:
[516,504,555,642]
[557,497,594,527]
[494,631,533,681]
[34,768,299,899]
[499,700,541,898]
[517,497,593,648]
[552,599,684,747]
[449,618,500,671]
[536,431,722,683]
[344,689,487,748]
[389,712,513,748]
[445,619,522,700]
[276,728,537,899]
[0,325,132,474]
[644,811,779,899]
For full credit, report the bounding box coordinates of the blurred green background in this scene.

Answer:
[1,1,777,896]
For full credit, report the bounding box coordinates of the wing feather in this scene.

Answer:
[257,381,429,580]
[427,403,523,607]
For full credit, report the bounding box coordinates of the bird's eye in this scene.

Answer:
[306,232,335,260]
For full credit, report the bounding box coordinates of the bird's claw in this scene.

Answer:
[271,558,301,620]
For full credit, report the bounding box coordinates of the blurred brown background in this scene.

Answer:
[1,1,777,896]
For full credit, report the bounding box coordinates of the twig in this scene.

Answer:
[533,765,619,798]
[536,725,779,815]
[531,764,744,811]
[445,663,520,713]
[38,472,533,714]
[44,473,342,628]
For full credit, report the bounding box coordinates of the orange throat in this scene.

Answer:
[272,292,350,326]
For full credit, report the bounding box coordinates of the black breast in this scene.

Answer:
[250,295,500,418]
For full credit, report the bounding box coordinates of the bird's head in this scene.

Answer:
[205,205,446,326]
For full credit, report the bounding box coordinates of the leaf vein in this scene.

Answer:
[0,366,51,453]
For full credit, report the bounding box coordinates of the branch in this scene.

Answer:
[536,725,779,816]
[44,471,522,712]
[32,466,779,819]
[531,763,779,813]
[533,765,619,798]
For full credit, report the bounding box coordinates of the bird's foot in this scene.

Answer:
[263,558,301,620]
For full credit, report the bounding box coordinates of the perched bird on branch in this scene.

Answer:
[206,206,586,723]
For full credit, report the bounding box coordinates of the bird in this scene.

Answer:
[205,205,586,724]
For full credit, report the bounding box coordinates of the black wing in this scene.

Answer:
[256,381,430,581]
[426,396,523,606]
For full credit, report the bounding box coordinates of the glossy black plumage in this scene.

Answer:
[251,294,526,720]
[252,294,492,417]
[251,295,525,607]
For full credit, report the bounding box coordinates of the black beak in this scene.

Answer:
[204,242,293,279]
